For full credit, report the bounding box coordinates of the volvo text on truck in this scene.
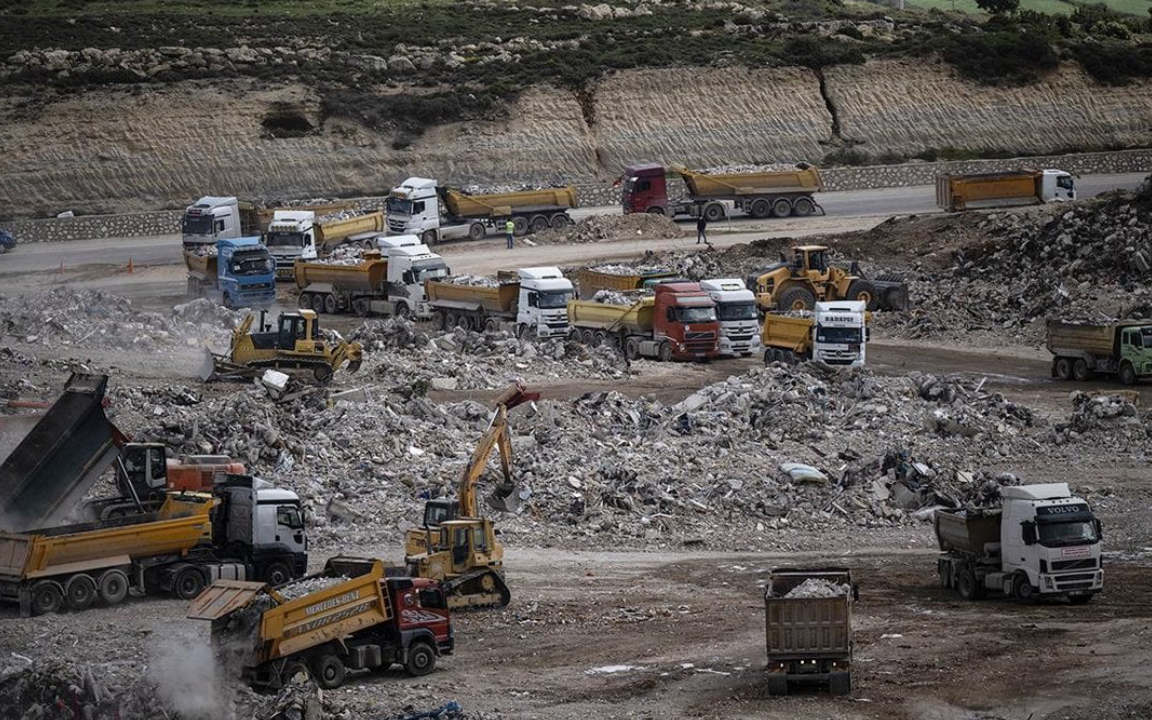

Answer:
[1047,319,1152,385]
[621,164,823,222]
[936,483,1103,603]
[190,557,454,691]
[567,282,720,361]
[936,169,1075,212]
[386,177,577,244]
[762,301,868,366]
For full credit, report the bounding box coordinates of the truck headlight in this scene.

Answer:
[1043,576,1053,589]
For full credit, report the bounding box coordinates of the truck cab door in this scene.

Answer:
[1001,503,1030,575]
[274,503,308,554]
[451,527,472,573]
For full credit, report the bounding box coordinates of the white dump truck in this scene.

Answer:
[762,301,868,366]
[426,267,573,338]
[265,210,385,279]
[699,279,759,357]
[936,483,1103,604]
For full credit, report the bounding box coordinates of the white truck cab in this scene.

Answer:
[699,279,758,356]
[215,478,309,583]
[1040,169,1077,203]
[386,177,487,244]
[813,301,867,366]
[377,235,451,319]
[182,196,242,247]
[999,483,1102,598]
[517,266,573,338]
[265,210,317,278]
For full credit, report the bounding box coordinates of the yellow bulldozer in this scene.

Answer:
[201,309,362,384]
[746,245,909,313]
[404,383,538,609]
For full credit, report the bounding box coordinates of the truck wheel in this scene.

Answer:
[468,222,486,241]
[829,671,851,696]
[395,302,410,319]
[529,214,550,234]
[281,660,311,687]
[658,341,672,362]
[173,567,206,600]
[750,199,771,219]
[580,328,595,345]
[313,365,334,383]
[516,324,530,340]
[845,280,878,310]
[703,203,725,223]
[1013,574,1036,603]
[65,574,97,611]
[422,229,437,245]
[31,581,64,616]
[592,331,605,348]
[512,216,529,236]
[1119,362,1137,386]
[644,207,665,216]
[777,286,816,312]
[938,562,951,590]
[1072,358,1093,381]
[298,293,313,310]
[263,561,292,586]
[310,293,326,314]
[483,317,500,333]
[222,293,234,310]
[766,674,788,696]
[98,569,130,605]
[625,337,641,361]
[763,349,773,365]
[324,294,339,315]
[792,197,816,217]
[405,642,436,677]
[956,569,983,601]
[1054,357,1072,381]
[550,213,573,228]
[311,654,347,689]
[353,298,370,317]
[771,198,792,218]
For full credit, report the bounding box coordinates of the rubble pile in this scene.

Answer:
[309,245,368,265]
[587,262,670,276]
[591,289,644,305]
[532,214,682,244]
[442,275,500,287]
[700,162,804,174]
[1050,391,1149,446]
[277,575,349,600]
[783,578,851,598]
[185,244,218,257]
[0,290,234,350]
[316,208,372,223]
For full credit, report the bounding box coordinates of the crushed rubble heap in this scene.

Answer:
[316,208,373,223]
[107,361,1145,551]
[442,275,500,287]
[0,290,236,350]
[700,162,803,174]
[276,574,349,601]
[185,244,218,257]
[591,289,645,305]
[783,578,851,599]
[308,245,368,266]
[348,317,626,390]
[588,262,670,275]
[532,214,683,244]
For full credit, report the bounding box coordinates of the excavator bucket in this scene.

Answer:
[486,481,519,514]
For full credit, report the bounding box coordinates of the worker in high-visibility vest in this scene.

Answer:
[505,219,515,249]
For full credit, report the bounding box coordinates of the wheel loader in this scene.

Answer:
[404,383,538,609]
[746,245,909,313]
[201,310,362,384]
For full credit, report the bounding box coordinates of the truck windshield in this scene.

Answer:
[537,291,571,309]
[182,215,214,235]
[1038,520,1098,547]
[231,251,273,276]
[386,197,413,216]
[265,231,303,248]
[675,306,717,323]
[414,265,450,282]
[716,302,756,321]
[817,326,862,344]
[1057,175,1074,190]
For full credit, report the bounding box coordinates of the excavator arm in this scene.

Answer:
[458,383,539,516]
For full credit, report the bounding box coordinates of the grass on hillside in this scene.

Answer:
[906,0,1149,16]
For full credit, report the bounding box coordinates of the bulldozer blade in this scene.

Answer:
[199,348,220,382]
[485,482,520,514]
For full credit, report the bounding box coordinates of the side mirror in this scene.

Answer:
[403,271,414,284]
[1021,521,1037,546]
[527,292,538,308]
[1095,519,1104,540]
[666,308,675,322]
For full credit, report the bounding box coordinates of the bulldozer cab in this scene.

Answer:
[424,499,460,528]
[442,519,497,574]
[795,245,829,278]
[275,311,320,350]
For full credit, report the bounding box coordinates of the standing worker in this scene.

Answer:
[505,218,515,250]
[696,214,711,246]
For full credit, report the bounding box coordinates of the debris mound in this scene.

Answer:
[533,214,682,244]
[784,578,851,598]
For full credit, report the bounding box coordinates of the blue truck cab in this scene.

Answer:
[217,236,275,309]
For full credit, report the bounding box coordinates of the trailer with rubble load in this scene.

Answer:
[425,267,573,338]
[621,163,824,221]
[266,210,386,279]
[575,266,680,300]
[762,301,869,367]
[765,567,855,696]
[935,169,1075,211]
[190,557,454,691]
[1046,319,1152,385]
[567,282,720,361]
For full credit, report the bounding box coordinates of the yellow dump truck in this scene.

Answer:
[1047,319,1152,384]
[386,177,578,243]
[576,266,679,300]
[620,163,823,221]
[190,557,455,690]
[762,302,868,367]
[424,274,520,332]
[265,210,386,279]
[765,568,855,696]
[936,169,1076,211]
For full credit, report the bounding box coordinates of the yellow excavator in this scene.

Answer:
[404,383,538,608]
[201,310,362,384]
[746,245,909,312]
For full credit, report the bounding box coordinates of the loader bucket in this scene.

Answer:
[486,481,520,514]
[199,348,220,382]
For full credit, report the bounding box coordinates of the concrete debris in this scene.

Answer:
[276,575,348,600]
[442,274,501,287]
[784,578,851,598]
[588,262,670,276]
[532,214,682,244]
[308,245,368,265]
[591,289,644,305]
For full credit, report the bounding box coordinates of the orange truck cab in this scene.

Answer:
[652,282,722,361]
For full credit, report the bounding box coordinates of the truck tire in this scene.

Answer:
[395,302,410,319]
[956,568,983,601]
[173,567,206,600]
[310,293,326,314]
[31,581,64,616]
[703,203,725,223]
[644,206,665,216]
[764,349,774,365]
[352,298,370,317]
[777,286,816,311]
[792,197,816,217]
[658,341,672,362]
[1054,357,1072,381]
[312,654,347,689]
[828,671,851,696]
[750,199,771,219]
[550,213,573,228]
[592,331,606,348]
[483,317,500,333]
[405,642,436,677]
[468,222,486,241]
[625,337,641,361]
[298,293,313,310]
[263,561,292,586]
[529,214,550,234]
[938,561,951,589]
[1119,362,1137,386]
[324,294,339,315]
[1072,358,1093,381]
[422,229,437,245]
[516,323,530,340]
[766,674,788,696]
[1013,574,1036,603]
[65,574,97,611]
[771,198,792,218]
[844,280,878,310]
[512,216,529,236]
[580,328,595,345]
[222,293,234,310]
[98,569,130,605]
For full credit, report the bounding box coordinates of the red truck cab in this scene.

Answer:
[389,575,455,662]
[653,282,721,361]
[621,163,670,215]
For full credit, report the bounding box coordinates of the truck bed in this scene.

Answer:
[568,298,654,333]
[576,268,676,299]
[936,171,1038,211]
[444,187,577,218]
[934,508,1001,555]
[764,568,852,659]
[1045,319,1134,357]
[426,278,519,313]
[316,212,385,245]
[761,313,813,351]
[294,257,388,293]
[676,167,822,198]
